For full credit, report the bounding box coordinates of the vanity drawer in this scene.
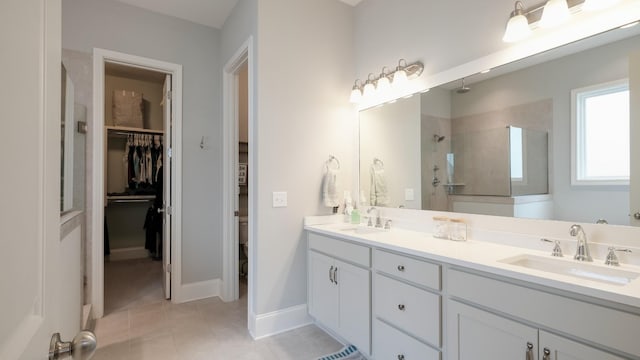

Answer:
[308,232,370,267]
[374,273,441,346]
[374,319,440,360]
[374,249,440,290]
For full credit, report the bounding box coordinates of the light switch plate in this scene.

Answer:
[405,188,414,201]
[273,191,287,207]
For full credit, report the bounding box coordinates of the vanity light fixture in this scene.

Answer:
[503,0,627,43]
[503,1,532,42]
[349,59,424,104]
[539,0,571,28]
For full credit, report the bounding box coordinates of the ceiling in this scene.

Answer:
[114,0,363,29]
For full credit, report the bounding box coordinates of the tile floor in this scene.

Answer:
[96,258,343,359]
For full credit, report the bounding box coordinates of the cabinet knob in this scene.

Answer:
[397,265,405,272]
[398,304,405,311]
[397,355,405,360]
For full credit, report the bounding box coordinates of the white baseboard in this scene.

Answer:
[107,246,148,261]
[173,278,221,304]
[250,304,312,340]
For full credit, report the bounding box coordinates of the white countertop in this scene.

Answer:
[305,221,640,309]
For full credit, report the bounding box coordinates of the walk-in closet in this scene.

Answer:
[103,62,169,314]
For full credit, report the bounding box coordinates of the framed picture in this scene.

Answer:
[238,163,248,185]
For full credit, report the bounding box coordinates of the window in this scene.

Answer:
[510,126,524,182]
[571,80,629,185]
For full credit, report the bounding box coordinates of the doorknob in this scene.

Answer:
[49,331,97,360]
[634,212,640,220]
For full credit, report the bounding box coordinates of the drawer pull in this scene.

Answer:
[333,267,338,285]
[398,304,405,311]
[397,355,405,360]
[526,342,534,360]
[397,265,405,272]
[329,266,335,284]
[542,348,551,360]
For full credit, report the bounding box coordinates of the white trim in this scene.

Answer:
[222,37,255,311]
[571,78,630,186]
[250,304,312,340]
[173,279,221,304]
[91,48,183,318]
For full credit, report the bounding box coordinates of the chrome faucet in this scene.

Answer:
[570,224,593,262]
[367,207,382,228]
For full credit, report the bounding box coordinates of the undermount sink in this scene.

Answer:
[338,225,389,235]
[499,254,640,286]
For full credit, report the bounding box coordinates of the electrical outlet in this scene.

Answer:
[273,191,287,207]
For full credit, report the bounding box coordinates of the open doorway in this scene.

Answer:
[238,63,249,300]
[91,49,183,318]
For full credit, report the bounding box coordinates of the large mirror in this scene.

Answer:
[359,25,640,226]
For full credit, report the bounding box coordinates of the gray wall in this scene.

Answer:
[354,0,514,80]
[254,0,355,315]
[62,0,223,284]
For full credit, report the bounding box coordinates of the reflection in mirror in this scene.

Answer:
[359,27,640,226]
[61,63,87,213]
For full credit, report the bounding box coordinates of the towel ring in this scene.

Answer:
[327,155,340,170]
[373,157,384,168]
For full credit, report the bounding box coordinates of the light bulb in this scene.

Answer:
[503,14,531,42]
[539,0,570,28]
[377,76,391,93]
[393,69,408,88]
[362,80,376,98]
[349,88,362,103]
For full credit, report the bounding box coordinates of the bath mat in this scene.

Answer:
[316,344,366,360]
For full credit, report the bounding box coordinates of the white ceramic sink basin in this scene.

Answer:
[337,225,389,235]
[499,254,640,286]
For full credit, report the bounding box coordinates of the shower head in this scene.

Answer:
[433,134,445,142]
[456,78,471,94]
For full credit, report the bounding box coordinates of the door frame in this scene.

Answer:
[222,36,255,308]
[91,48,183,318]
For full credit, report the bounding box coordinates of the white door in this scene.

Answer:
[308,251,339,331]
[629,51,640,226]
[0,1,83,359]
[336,260,370,355]
[162,74,172,299]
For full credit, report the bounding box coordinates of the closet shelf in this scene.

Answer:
[106,125,164,135]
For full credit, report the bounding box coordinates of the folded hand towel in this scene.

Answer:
[370,165,389,206]
[323,167,340,207]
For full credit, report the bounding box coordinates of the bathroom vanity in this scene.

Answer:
[305,218,640,360]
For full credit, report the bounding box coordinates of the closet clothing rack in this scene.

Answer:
[106,125,164,135]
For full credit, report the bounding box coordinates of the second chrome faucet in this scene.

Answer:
[570,224,593,262]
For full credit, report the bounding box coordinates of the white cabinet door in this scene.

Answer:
[309,251,339,331]
[539,331,627,360]
[336,259,371,355]
[447,300,538,360]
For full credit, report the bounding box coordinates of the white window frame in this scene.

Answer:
[571,79,629,186]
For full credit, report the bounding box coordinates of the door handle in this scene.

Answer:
[333,267,338,285]
[542,348,551,360]
[634,212,640,220]
[329,265,335,284]
[49,331,97,360]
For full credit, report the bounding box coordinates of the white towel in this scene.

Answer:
[322,167,340,207]
[370,165,389,206]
